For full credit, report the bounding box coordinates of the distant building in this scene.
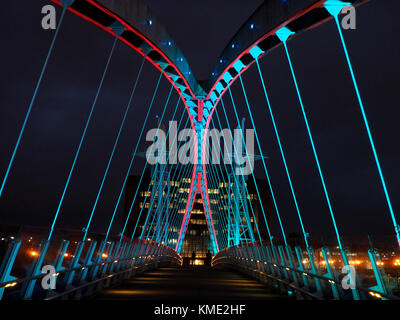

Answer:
[124,166,273,265]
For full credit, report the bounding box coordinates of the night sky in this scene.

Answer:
[0,0,399,248]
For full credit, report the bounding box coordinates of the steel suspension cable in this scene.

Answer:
[0,3,71,198]
[278,30,344,251]
[143,125,196,240]
[255,57,309,246]
[48,34,120,241]
[119,84,175,241]
[124,92,181,240]
[104,71,163,241]
[82,56,146,241]
[131,114,189,240]
[238,74,287,246]
[221,93,274,244]
[328,6,400,249]
[211,114,263,244]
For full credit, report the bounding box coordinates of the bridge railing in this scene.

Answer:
[212,243,400,301]
[0,238,182,300]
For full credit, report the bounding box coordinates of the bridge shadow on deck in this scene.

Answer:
[93,266,287,300]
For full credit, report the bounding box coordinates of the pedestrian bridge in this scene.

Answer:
[0,0,399,301]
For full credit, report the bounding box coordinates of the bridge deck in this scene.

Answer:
[93,266,287,300]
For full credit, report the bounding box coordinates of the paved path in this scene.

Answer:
[94,266,287,300]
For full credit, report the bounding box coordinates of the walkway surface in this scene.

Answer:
[93,266,287,300]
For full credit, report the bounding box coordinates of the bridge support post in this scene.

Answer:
[339,248,360,300]
[306,246,323,296]
[53,240,69,272]
[0,240,21,300]
[295,246,310,290]
[285,246,299,286]
[100,242,115,276]
[89,241,106,280]
[321,247,340,299]
[115,242,128,272]
[77,241,97,283]
[64,241,85,287]
[368,249,390,299]
[22,240,49,299]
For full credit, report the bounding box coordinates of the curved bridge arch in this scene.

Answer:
[52,0,368,255]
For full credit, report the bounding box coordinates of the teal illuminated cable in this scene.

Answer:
[222,93,274,244]
[220,95,273,243]
[137,117,188,239]
[255,58,309,247]
[0,3,71,199]
[129,100,189,242]
[213,111,262,243]
[105,71,163,241]
[276,26,344,250]
[164,172,192,246]
[208,160,232,238]
[148,164,188,239]
[238,74,287,246]
[207,162,229,234]
[205,145,229,225]
[207,161,230,228]
[211,114,262,244]
[211,164,246,248]
[120,84,175,241]
[143,133,195,240]
[149,164,193,243]
[82,56,146,241]
[207,163,231,247]
[140,145,190,241]
[164,172,189,244]
[131,114,189,239]
[326,2,400,249]
[133,97,186,239]
[48,34,119,241]
[209,116,248,232]
[164,163,195,243]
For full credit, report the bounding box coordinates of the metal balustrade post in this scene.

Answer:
[108,242,122,274]
[295,246,309,289]
[306,246,323,295]
[124,243,135,269]
[77,241,97,283]
[277,246,290,281]
[321,247,340,299]
[115,242,128,272]
[270,245,282,278]
[132,242,143,266]
[138,242,148,265]
[340,248,360,300]
[368,249,390,299]
[64,241,85,287]
[135,242,143,265]
[89,241,106,280]
[0,240,21,300]
[286,246,299,286]
[100,242,115,275]
[262,246,273,275]
[22,240,49,299]
[53,240,69,272]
